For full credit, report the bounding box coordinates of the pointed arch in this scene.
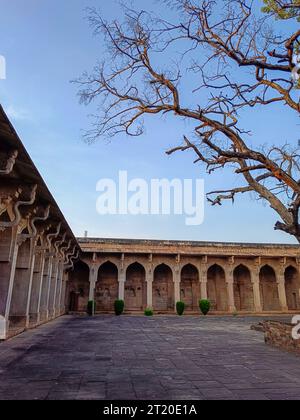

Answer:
[285,266,300,310]
[68,260,90,312]
[259,265,280,311]
[207,264,228,311]
[180,264,199,311]
[233,264,254,311]
[125,262,146,311]
[96,261,118,312]
[153,264,174,312]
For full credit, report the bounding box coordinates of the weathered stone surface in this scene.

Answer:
[0,315,300,400]
[263,321,300,355]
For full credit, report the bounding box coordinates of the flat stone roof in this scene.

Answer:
[78,237,300,258]
[78,237,298,249]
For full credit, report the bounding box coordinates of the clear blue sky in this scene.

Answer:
[0,0,299,243]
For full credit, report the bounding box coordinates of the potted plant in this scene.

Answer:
[114,299,125,316]
[199,299,211,316]
[176,301,185,316]
[87,300,96,316]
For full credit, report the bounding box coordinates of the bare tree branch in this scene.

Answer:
[76,0,300,242]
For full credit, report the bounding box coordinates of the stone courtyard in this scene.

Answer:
[0,315,299,400]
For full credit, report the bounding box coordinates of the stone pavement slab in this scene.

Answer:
[0,315,299,400]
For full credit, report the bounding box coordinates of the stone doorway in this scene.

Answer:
[125,263,146,312]
[96,262,118,312]
[207,264,228,311]
[153,264,174,312]
[68,260,89,312]
[180,264,200,311]
[260,265,280,311]
[285,266,300,310]
[233,265,254,312]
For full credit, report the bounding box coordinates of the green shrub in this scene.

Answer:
[144,308,154,316]
[176,301,185,316]
[199,299,211,316]
[87,300,96,316]
[114,300,125,316]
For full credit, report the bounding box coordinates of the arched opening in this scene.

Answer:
[0,212,13,318]
[153,264,174,312]
[233,265,254,311]
[9,235,31,329]
[96,262,118,312]
[207,264,228,311]
[180,264,200,311]
[68,260,90,312]
[259,265,280,311]
[285,266,300,310]
[125,263,146,311]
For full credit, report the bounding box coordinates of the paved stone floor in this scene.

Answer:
[0,315,299,400]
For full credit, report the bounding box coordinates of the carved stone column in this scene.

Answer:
[57,264,65,316]
[251,264,263,313]
[277,264,288,312]
[89,263,98,301]
[59,274,68,315]
[25,239,37,328]
[45,224,61,320]
[36,250,46,324]
[118,270,126,301]
[146,267,153,309]
[226,257,236,313]
[54,261,64,318]
[200,256,208,300]
[49,257,60,319]
[2,231,20,339]
[174,258,181,309]
[26,207,50,327]
[45,255,54,320]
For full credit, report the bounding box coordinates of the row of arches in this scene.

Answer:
[68,260,300,313]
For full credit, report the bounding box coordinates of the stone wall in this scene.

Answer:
[263,321,300,355]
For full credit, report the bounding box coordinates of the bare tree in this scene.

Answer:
[76,0,300,241]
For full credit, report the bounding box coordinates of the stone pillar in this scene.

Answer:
[118,270,126,301]
[45,255,54,320]
[25,246,36,328]
[36,251,46,324]
[50,259,60,319]
[146,268,153,308]
[226,259,236,313]
[174,266,181,309]
[277,269,288,312]
[251,268,263,313]
[226,280,236,313]
[60,276,67,315]
[54,262,64,317]
[89,263,98,302]
[199,260,208,300]
[2,235,19,339]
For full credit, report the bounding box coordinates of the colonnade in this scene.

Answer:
[68,254,300,314]
[0,131,79,339]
